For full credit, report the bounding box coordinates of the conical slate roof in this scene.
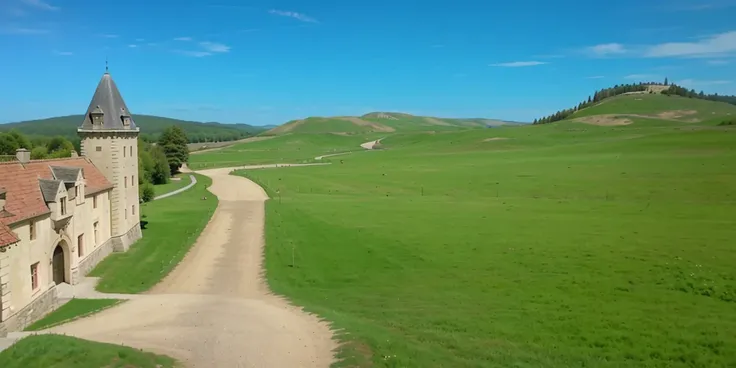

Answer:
[79,72,137,131]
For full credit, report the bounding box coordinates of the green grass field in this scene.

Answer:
[154,173,191,196]
[236,118,736,367]
[90,174,217,293]
[188,133,383,169]
[573,94,736,122]
[0,334,177,368]
[24,299,122,331]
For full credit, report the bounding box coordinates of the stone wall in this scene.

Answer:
[0,285,58,335]
[112,222,141,252]
[72,237,115,285]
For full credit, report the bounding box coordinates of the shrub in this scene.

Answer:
[140,183,155,202]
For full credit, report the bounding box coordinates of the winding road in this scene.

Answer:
[40,167,337,367]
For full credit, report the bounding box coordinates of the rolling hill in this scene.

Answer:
[263,112,522,135]
[0,115,266,143]
[569,94,736,127]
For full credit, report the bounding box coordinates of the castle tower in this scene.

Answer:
[78,71,141,251]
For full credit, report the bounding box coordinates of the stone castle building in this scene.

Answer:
[0,71,141,335]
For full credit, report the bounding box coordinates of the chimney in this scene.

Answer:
[15,148,30,164]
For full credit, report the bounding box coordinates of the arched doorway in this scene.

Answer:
[52,244,66,284]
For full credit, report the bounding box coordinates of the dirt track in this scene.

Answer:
[46,167,337,367]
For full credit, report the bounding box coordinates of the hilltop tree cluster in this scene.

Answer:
[533,82,662,125]
[662,84,736,105]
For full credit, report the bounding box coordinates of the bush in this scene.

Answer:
[140,183,155,203]
[718,119,736,126]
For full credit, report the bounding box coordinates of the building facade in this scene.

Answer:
[0,72,141,335]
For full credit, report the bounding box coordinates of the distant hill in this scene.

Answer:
[535,83,736,125]
[0,115,266,143]
[264,112,522,135]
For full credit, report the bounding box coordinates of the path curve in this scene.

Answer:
[41,167,337,367]
[153,174,197,201]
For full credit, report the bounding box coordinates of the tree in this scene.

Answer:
[31,146,48,159]
[0,134,18,155]
[47,136,75,156]
[149,145,171,185]
[140,182,155,202]
[158,126,189,174]
[664,77,669,86]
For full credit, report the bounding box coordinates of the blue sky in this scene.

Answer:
[1,0,735,126]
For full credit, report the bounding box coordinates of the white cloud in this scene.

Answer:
[678,79,732,87]
[489,61,548,67]
[0,26,49,35]
[53,50,72,56]
[268,9,318,23]
[586,76,605,79]
[707,59,730,65]
[624,74,658,80]
[645,31,736,57]
[135,38,145,42]
[177,50,212,57]
[128,44,138,48]
[21,0,58,11]
[199,41,230,53]
[174,37,192,41]
[100,34,118,38]
[587,43,627,56]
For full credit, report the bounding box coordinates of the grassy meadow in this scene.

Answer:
[188,133,384,169]
[154,173,192,196]
[235,118,736,367]
[24,299,122,331]
[0,334,177,368]
[90,174,217,293]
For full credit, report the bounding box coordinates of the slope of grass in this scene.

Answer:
[154,174,191,196]
[289,117,374,134]
[573,94,736,121]
[0,334,177,368]
[0,114,264,143]
[24,299,122,331]
[263,112,520,136]
[89,174,216,293]
[238,119,736,367]
[188,133,382,169]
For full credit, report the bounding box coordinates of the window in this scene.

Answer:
[125,208,127,219]
[124,176,127,188]
[94,222,99,245]
[132,204,136,215]
[29,219,36,240]
[123,147,126,157]
[30,262,39,290]
[78,234,84,257]
[132,175,135,186]
[75,186,79,198]
[96,146,102,152]
[60,197,67,215]
[93,195,98,209]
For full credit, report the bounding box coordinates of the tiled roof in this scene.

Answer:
[0,222,19,248]
[0,157,113,240]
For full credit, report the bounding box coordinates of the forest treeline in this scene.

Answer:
[533,79,736,125]
[0,114,264,144]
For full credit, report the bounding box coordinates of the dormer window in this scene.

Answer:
[90,105,104,126]
[121,107,131,126]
